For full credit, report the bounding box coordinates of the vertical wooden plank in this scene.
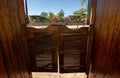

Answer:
[0,0,30,78]
[87,0,97,75]
[90,0,97,25]
[17,0,26,25]
[16,0,31,77]
[0,46,8,78]
[108,0,120,77]
[89,0,120,78]
[1,0,19,78]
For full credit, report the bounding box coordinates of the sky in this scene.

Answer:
[27,0,87,17]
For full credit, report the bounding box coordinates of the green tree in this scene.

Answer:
[57,9,65,21]
[73,10,80,16]
[73,8,87,17]
[48,12,54,20]
[40,12,48,18]
[45,18,49,22]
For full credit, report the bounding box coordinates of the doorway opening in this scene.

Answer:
[24,0,91,78]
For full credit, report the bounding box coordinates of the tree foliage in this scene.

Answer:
[40,12,48,18]
[73,8,87,17]
[48,12,54,19]
[57,9,65,21]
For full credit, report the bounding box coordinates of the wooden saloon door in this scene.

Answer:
[27,26,58,72]
[59,26,89,73]
[27,25,89,73]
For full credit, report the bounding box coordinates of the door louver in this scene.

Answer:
[27,25,88,73]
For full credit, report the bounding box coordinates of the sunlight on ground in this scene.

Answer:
[32,72,87,78]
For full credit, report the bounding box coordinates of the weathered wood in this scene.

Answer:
[27,26,58,72]
[59,26,89,73]
[0,0,30,78]
[0,48,8,78]
[89,0,120,78]
[27,25,89,73]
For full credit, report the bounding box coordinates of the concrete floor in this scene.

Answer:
[32,72,87,78]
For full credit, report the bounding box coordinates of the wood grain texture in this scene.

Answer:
[0,0,30,78]
[0,47,8,78]
[27,26,58,72]
[27,25,89,73]
[89,0,120,78]
[59,26,89,73]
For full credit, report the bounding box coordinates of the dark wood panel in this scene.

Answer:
[89,0,120,78]
[0,0,30,78]
[0,47,8,78]
[92,0,119,72]
[108,0,120,77]
[17,0,26,25]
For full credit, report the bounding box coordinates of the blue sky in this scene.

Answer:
[27,0,87,16]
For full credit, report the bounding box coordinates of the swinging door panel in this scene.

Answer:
[27,25,89,73]
[27,26,58,72]
[59,26,89,73]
